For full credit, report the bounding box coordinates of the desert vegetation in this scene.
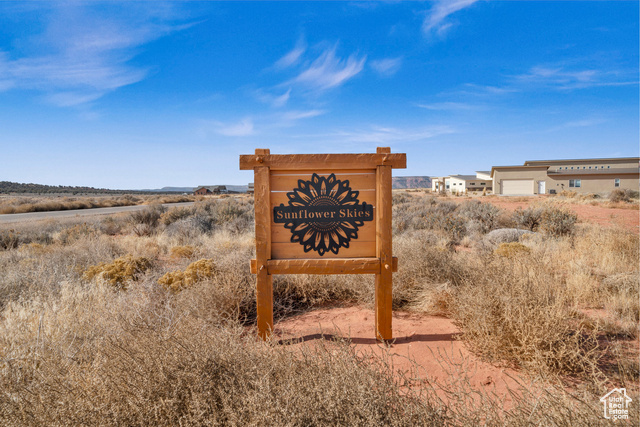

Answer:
[0,194,637,425]
[0,194,194,215]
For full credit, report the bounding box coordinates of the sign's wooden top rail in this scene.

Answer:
[240,152,407,170]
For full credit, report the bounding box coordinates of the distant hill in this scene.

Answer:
[0,181,188,195]
[140,187,195,193]
[0,181,129,195]
[392,176,431,189]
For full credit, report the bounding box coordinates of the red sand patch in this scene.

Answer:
[275,306,523,405]
[475,197,639,232]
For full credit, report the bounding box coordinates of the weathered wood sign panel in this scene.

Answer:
[240,148,406,341]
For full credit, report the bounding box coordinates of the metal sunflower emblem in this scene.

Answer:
[273,173,374,256]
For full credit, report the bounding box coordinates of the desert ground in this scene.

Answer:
[0,191,638,425]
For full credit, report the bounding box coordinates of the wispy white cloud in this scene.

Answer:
[272,89,291,108]
[514,65,638,90]
[209,118,255,137]
[332,124,455,144]
[423,0,480,37]
[287,46,366,92]
[280,109,325,122]
[199,109,324,138]
[417,101,481,111]
[370,57,402,77]
[547,117,607,132]
[274,38,306,70]
[0,3,193,107]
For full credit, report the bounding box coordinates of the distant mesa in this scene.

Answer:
[392,176,431,189]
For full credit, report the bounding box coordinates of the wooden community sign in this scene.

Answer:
[240,147,406,341]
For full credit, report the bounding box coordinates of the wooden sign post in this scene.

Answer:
[240,147,406,341]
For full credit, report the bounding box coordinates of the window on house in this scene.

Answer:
[480,183,486,185]
[470,182,475,185]
[588,166,591,169]
[607,166,610,169]
[569,179,582,188]
[615,179,620,187]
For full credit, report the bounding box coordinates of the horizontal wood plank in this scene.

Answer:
[270,190,376,207]
[270,170,376,192]
[271,222,376,243]
[249,257,398,274]
[240,153,407,170]
[271,240,375,259]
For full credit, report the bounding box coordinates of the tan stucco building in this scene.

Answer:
[491,157,639,195]
[431,172,492,194]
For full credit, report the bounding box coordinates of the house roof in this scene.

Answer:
[195,185,227,191]
[450,175,479,181]
[547,168,639,176]
[524,157,639,166]
[489,165,549,178]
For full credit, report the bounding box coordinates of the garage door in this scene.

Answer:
[502,179,534,195]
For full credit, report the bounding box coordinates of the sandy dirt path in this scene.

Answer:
[275,306,523,405]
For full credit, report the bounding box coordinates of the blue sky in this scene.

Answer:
[0,1,637,189]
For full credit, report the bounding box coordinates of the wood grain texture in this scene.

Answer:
[240,153,407,170]
[271,221,376,243]
[254,161,273,339]
[375,164,393,341]
[270,190,376,207]
[270,170,376,192]
[250,257,398,274]
[271,240,375,259]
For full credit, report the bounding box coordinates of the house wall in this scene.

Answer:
[449,177,467,193]
[431,177,446,192]
[492,167,548,195]
[493,167,639,195]
[465,179,492,192]
[526,158,638,169]
[547,174,639,194]
[194,188,210,195]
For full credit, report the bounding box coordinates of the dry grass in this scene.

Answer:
[0,194,194,215]
[0,194,637,424]
[158,259,217,293]
[83,254,153,290]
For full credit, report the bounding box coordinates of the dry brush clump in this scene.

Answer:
[609,188,639,203]
[158,259,217,293]
[513,202,578,236]
[83,254,153,290]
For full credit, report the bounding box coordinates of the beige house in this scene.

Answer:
[491,157,639,195]
[431,172,492,194]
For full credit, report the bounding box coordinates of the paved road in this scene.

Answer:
[0,202,195,224]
